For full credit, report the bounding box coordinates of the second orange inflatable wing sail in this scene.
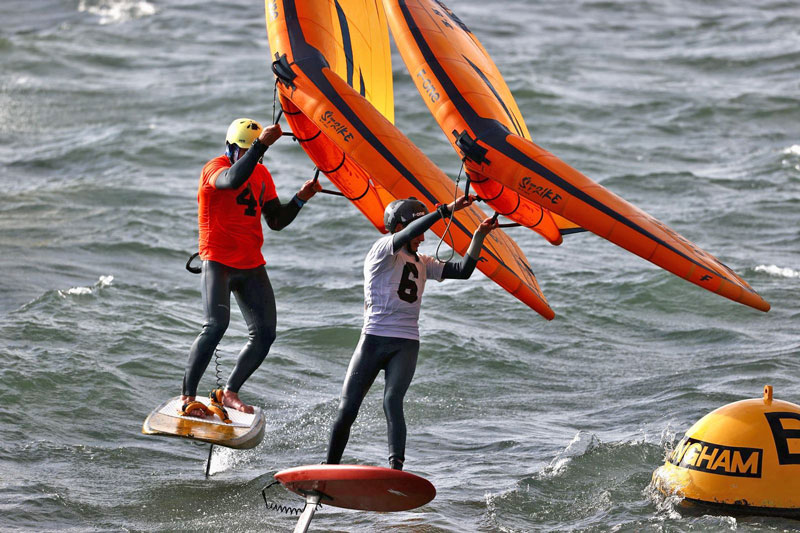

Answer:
[384,0,768,312]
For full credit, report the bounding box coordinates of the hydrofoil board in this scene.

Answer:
[142,395,265,449]
[275,464,435,512]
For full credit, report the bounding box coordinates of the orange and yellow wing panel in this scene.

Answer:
[266,0,554,318]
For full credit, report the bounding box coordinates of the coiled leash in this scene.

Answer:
[182,254,231,477]
[261,480,323,516]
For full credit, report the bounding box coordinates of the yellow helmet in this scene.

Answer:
[225,118,262,148]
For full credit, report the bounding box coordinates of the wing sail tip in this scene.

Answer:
[525,298,555,320]
[736,284,770,313]
[715,278,770,312]
[745,295,771,313]
[519,287,554,319]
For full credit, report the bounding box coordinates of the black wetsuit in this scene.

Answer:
[326,208,481,468]
[182,141,305,398]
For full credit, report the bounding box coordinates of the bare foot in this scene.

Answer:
[180,395,206,418]
[221,390,254,414]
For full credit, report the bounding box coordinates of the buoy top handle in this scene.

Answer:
[763,384,773,404]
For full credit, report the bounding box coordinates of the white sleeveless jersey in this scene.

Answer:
[362,235,445,340]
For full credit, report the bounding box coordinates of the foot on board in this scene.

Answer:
[180,396,230,423]
[215,389,254,414]
[179,398,207,418]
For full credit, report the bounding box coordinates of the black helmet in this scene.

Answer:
[384,198,428,233]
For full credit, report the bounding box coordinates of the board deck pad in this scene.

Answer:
[142,396,265,449]
[274,464,436,512]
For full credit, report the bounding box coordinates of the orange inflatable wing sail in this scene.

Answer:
[385,0,768,312]
[265,0,554,318]
[384,0,581,245]
[270,0,395,232]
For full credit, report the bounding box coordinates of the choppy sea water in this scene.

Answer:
[1,0,799,531]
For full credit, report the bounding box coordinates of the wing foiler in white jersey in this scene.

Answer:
[325,195,498,471]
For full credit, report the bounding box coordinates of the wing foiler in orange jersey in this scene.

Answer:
[384,0,769,312]
[265,0,554,319]
[273,0,396,232]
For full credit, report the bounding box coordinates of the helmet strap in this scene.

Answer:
[225,143,243,164]
[404,241,420,261]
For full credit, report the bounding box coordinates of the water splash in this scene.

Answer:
[646,468,686,522]
[206,445,253,476]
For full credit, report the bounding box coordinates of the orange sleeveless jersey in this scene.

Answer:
[197,155,278,269]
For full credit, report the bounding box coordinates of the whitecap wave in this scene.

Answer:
[783,145,800,171]
[755,265,800,278]
[544,430,601,476]
[78,0,156,25]
[59,275,114,297]
[783,145,800,156]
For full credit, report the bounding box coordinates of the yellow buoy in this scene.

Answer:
[653,385,800,518]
